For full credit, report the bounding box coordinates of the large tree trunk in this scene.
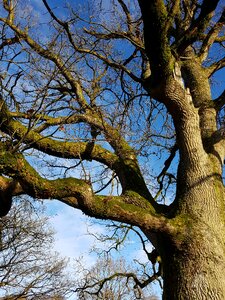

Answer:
[158,169,225,299]
[162,236,225,299]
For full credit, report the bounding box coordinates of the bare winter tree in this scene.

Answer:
[75,255,143,299]
[75,251,160,299]
[0,199,72,299]
[0,0,225,298]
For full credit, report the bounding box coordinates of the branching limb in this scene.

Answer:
[0,95,157,202]
[155,143,177,200]
[0,5,154,203]
[207,56,225,76]
[0,148,174,234]
[165,0,180,33]
[198,8,225,62]
[138,0,174,80]
[180,0,198,30]
[41,0,142,83]
[117,0,132,31]
[174,0,220,54]
[192,0,219,29]
[76,270,160,298]
[4,120,118,166]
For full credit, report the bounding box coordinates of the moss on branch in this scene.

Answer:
[138,0,174,80]
[0,99,154,203]
[0,147,92,203]
[0,146,175,234]
[1,117,118,166]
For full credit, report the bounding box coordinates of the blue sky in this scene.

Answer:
[45,200,162,299]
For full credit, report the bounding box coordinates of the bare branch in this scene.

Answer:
[0,35,19,50]
[41,0,143,83]
[174,0,220,54]
[207,56,225,76]
[198,8,225,62]
[42,0,66,27]
[0,17,88,109]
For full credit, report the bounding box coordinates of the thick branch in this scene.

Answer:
[174,0,220,54]
[138,0,174,81]
[0,147,174,234]
[198,8,225,62]
[3,119,118,167]
[0,94,156,202]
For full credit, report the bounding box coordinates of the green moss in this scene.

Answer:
[93,192,157,222]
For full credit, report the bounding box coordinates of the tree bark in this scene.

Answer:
[162,215,225,300]
[162,238,225,299]
[154,168,225,299]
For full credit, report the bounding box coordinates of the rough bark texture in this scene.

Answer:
[162,177,225,299]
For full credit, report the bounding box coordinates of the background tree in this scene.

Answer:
[75,254,159,300]
[75,223,162,300]
[0,0,225,299]
[0,198,72,300]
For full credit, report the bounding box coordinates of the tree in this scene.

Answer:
[0,198,72,299]
[0,0,224,298]
[74,249,160,299]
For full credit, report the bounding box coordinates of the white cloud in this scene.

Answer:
[44,201,161,299]
[45,201,104,267]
